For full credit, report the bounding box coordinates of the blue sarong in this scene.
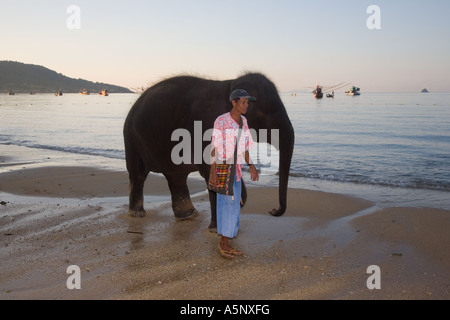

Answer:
[216,174,242,239]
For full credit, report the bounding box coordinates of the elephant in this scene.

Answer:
[123,72,295,229]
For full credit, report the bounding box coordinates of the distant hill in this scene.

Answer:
[0,61,133,94]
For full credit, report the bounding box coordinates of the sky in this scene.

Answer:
[1,0,450,92]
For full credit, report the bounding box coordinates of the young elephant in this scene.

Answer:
[123,72,294,228]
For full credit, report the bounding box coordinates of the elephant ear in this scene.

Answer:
[232,72,293,218]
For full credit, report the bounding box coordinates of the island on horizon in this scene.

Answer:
[0,61,133,94]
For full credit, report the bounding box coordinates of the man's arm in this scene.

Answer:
[245,151,259,182]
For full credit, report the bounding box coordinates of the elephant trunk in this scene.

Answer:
[271,119,294,217]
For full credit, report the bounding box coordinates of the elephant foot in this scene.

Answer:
[128,208,147,218]
[208,221,217,231]
[175,208,199,221]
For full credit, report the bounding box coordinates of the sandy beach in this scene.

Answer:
[0,144,449,300]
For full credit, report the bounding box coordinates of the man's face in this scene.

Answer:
[232,98,249,114]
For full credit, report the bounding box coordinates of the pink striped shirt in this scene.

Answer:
[211,113,254,182]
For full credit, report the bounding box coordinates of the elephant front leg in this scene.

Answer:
[164,173,198,220]
[128,175,147,217]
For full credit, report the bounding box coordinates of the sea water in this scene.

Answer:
[1,92,449,210]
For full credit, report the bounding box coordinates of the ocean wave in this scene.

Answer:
[1,141,125,160]
[288,171,450,192]
[2,141,449,193]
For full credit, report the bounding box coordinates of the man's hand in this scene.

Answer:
[249,164,259,182]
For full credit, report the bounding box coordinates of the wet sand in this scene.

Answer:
[1,145,449,300]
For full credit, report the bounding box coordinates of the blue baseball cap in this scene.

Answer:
[229,89,256,102]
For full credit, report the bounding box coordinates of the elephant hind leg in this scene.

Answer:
[198,165,217,229]
[128,172,148,217]
[164,172,199,220]
[126,148,149,217]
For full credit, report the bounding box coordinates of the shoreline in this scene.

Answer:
[1,144,449,300]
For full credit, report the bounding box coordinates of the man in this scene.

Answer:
[210,89,259,259]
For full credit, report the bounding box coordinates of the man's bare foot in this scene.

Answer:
[218,236,243,258]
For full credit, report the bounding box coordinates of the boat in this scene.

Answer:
[54,90,63,96]
[313,85,323,99]
[79,89,90,95]
[326,91,335,98]
[98,89,109,96]
[345,86,361,96]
